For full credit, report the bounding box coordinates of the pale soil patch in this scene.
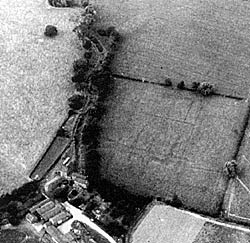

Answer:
[0,0,82,194]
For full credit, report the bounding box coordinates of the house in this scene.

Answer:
[26,213,38,224]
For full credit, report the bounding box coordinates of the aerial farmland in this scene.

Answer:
[2,0,250,242]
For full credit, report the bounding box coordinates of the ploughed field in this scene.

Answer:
[98,78,248,216]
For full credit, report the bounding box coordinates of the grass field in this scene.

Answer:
[98,78,248,215]
[92,0,250,98]
[0,0,82,194]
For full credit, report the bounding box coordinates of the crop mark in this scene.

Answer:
[227,180,235,214]
[236,177,250,195]
[228,213,250,223]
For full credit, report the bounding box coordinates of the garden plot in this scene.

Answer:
[0,0,82,194]
[98,78,248,215]
[93,0,250,98]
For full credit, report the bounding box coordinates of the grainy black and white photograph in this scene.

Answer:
[1,0,250,242]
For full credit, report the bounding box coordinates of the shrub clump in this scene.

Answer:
[44,25,58,37]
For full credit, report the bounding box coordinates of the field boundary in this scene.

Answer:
[112,74,245,101]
